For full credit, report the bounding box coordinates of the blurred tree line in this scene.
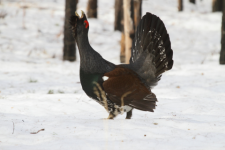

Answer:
[178,0,225,64]
[63,0,225,65]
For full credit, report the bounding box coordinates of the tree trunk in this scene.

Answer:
[114,0,123,31]
[178,0,183,11]
[87,0,97,18]
[114,0,125,63]
[63,0,77,61]
[189,0,195,4]
[212,0,223,12]
[114,0,125,62]
[220,1,225,64]
[120,33,125,63]
[133,0,142,29]
[118,0,141,63]
[123,0,134,64]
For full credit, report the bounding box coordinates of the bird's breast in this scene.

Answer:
[80,69,104,100]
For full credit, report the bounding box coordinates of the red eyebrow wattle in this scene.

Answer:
[84,20,89,28]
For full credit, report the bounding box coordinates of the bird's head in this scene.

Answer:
[70,10,89,38]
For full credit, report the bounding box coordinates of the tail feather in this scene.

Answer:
[130,101,156,112]
[130,12,173,88]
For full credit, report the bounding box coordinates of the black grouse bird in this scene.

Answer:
[70,11,173,119]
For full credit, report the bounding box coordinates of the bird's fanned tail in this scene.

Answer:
[130,12,174,89]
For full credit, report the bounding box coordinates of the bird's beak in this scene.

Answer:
[75,11,79,17]
[75,10,85,19]
[81,10,84,18]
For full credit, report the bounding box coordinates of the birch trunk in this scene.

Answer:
[123,0,134,64]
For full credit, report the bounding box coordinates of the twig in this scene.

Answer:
[12,121,14,134]
[30,129,45,134]
[201,55,207,64]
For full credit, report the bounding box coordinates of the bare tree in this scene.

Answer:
[133,0,142,29]
[87,0,97,18]
[212,0,223,12]
[189,0,195,4]
[63,0,78,61]
[178,0,183,11]
[220,1,225,64]
[120,34,126,63]
[114,0,125,62]
[116,0,141,63]
[114,0,123,31]
[123,0,134,64]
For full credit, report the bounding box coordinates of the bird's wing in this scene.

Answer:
[130,12,173,89]
[103,66,157,112]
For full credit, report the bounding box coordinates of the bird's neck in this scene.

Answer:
[75,33,101,72]
[75,33,98,69]
[75,33,93,59]
[75,33,115,74]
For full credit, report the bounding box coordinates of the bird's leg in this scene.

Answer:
[125,108,133,119]
[107,112,115,119]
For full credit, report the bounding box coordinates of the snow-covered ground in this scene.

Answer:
[0,0,225,149]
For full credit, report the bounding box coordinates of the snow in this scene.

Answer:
[0,0,225,149]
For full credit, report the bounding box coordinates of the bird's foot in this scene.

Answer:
[102,118,113,120]
[107,113,115,119]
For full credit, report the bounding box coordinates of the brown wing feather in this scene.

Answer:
[103,66,157,112]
